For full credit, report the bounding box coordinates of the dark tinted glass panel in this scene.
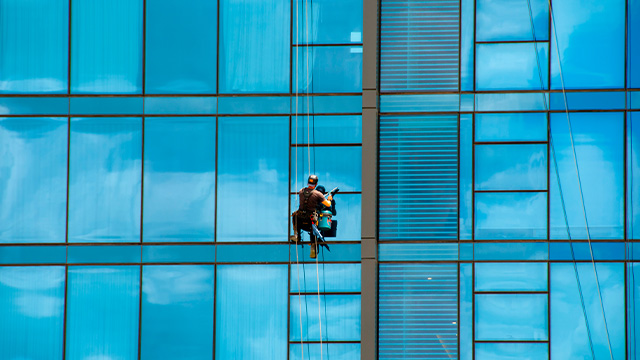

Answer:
[143,117,215,242]
[71,0,143,94]
[145,0,216,94]
[68,117,142,242]
[0,0,68,93]
[0,118,67,243]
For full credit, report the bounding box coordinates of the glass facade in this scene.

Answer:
[2,0,640,359]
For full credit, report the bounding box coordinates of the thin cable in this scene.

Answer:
[315,245,323,360]
[631,114,637,359]
[305,0,311,177]
[547,2,614,357]
[321,249,330,360]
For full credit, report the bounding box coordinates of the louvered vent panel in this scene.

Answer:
[380,0,460,92]
[379,115,458,241]
[379,264,458,359]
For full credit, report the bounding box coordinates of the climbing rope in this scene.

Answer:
[525,0,614,358]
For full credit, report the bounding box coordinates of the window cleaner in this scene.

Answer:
[290,175,339,258]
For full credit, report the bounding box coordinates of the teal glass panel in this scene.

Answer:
[70,97,143,115]
[476,43,548,91]
[475,93,549,112]
[218,96,290,115]
[629,112,640,239]
[66,266,140,360]
[0,97,69,115]
[294,46,363,93]
[142,245,215,263]
[216,244,289,263]
[290,295,361,341]
[630,0,640,87]
[551,0,625,89]
[0,267,65,359]
[68,246,141,264]
[475,263,547,292]
[0,117,67,243]
[475,144,547,190]
[474,242,548,261]
[68,117,142,242]
[141,265,214,360]
[143,117,215,242]
[290,243,361,263]
[71,0,143,94]
[292,146,362,192]
[217,117,288,241]
[215,265,287,360]
[475,192,547,239]
[290,263,361,293]
[293,95,362,114]
[461,0,474,91]
[292,115,362,144]
[550,91,626,111]
[290,343,360,360]
[551,242,626,261]
[0,246,66,264]
[550,112,624,240]
[631,92,640,110]
[219,0,290,93]
[379,94,460,113]
[0,0,68,93]
[460,264,473,360]
[551,263,625,359]
[476,343,548,360]
[476,0,548,41]
[146,0,216,94]
[289,193,361,241]
[475,294,548,340]
[377,243,458,262]
[295,0,363,44]
[475,113,547,142]
[144,97,217,115]
[460,114,473,239]
[629,263,640,358]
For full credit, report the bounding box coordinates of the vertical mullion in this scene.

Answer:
[137,263,143,360]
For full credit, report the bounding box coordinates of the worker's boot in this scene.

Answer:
[310,242,317,259]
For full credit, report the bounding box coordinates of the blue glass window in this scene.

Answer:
[475,294,548,340]
[141,265,214,359]
[291,194,361,241]
[460,0,474,91]
[550,112,624,240]
[217,117,288,241]
[476,343,548,360]
[475,263,547,292]
[551,263,625,359]
[0,118,67,243]
[68,117,142,242]
[219,0,290,93]
[460,114,473,240]
[295,0,363,44]
[476,43,548,91]
[294,46,363,93]
[66,266,140,360]
[0,266,65,359]
[290,343,360,360]
[291,147,362,192]
[71,0,143,94]
[475,113,547,142]
[145,0,216,94]
[290,295,361,341]
[631,112,640,239]
[292,115,362,144]
[630,0,640,88]
[551,0,625,89]
[0,0,68,93]
[475,144,547,191]
[476,0,548,41]
[460,264,473,360]
[143,117,215,242]
[628,263,640,358]
[475,192,547,239]
[216,265,287,360]
[290,263,361,293]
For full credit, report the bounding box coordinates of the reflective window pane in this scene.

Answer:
[0,118,67,243]
[630,0,640,88]
[290,295,361,341]
[290,263,361,293]
[216,265,287,360]
[145,0,217,94]
[0,267,65,359]
[295,0,363,44]
[629,112,640,239]
[290,343,360,360]
[475,144,547,191]
[475,113,547,142]
[475,263,547,292]
[550,112,624,239]
[143,117,215,242]
[460,114,473,239]
[69,117,142,242]
[141,265,214,359]
[550,0,625,89]
[71,0,143,94]
[217,117,289,241]
[475,294,548,340]
[0,0,68,93]
[291,146,362,192]
[219,0,290,93]
[476,343,548,360]
[292,115,362,144]
[460,264,473,360]
[476,43,548,91]
[66,266,140,360]
[551,263,625,359]
[476,0,548,41]
[475,192,547,240]
[294,46,363,93]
